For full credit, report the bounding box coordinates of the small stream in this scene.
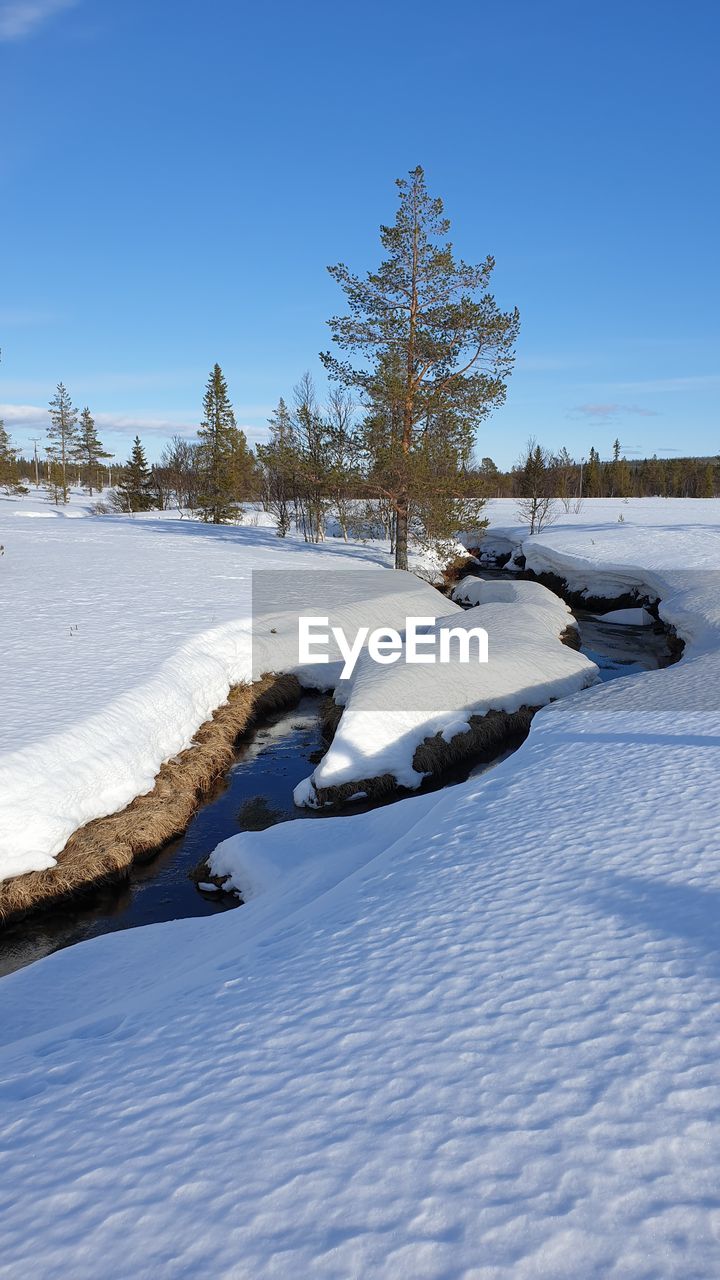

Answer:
[0,594,673,979]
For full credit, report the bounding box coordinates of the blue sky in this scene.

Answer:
[2,0,718,467]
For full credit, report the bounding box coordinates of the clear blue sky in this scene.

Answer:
[2,0,718,467]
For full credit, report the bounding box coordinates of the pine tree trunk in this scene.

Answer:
[394,498,408,570]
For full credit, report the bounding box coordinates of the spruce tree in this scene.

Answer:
[117,436,154,512]
[196,364,242,524]
[322,165,519,569]
[76,407,111,495]
[46,382,78,504]
[585,446,602,497]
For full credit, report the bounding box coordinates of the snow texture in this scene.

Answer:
[1,498,720,1278]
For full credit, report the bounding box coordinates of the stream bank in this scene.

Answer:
[0,693,516,978]
[0,575,677,978]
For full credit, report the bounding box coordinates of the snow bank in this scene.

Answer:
[295,597,597,802]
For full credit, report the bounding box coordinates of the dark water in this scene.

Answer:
[573,607,670,681]
[0,698,325,978]
[0,600,672,979]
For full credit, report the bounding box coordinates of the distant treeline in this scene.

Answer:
[469,443,719,501]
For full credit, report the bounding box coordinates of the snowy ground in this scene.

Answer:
[1,497,720,1277]
[0,491,448,880]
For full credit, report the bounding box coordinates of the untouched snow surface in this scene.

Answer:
[1,499,720,1277]
[294,587,596,802]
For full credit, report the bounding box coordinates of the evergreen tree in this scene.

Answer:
[585,446,602,497]
[226,423,255,508]
[608,437,630,497]
[76,407,111,495]
[45,460,65,505]
[46,382,78,504]
[257,398,298,536]
[322,165,519,569]
[644,454,665,496]
[0,421,28,495]
[196,364,243,523]
[615,453,631,498]
[479,456,502,497]
[117,436,154,512]
[515,438,556,533]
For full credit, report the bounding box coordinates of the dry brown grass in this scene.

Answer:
[0,673,302,926]
[413,706,535,774]
[440,550,477,590]
[560,624,581,650]
[308,704,536,809]
[319,696,344,744]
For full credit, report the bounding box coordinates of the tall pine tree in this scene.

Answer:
[322,166,519,569]
[196,364,245,524]
[46,382,78,504]
[76,407,111,495]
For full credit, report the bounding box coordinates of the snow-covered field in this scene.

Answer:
[1,495,720,1277]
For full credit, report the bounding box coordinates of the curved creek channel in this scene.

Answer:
[0,579,674,978]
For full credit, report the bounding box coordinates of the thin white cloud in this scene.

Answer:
[0,403,270,449]
[0,0,79,41]
[0,403,198,438]
[92,412,271,449]
[570,403,659,422]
